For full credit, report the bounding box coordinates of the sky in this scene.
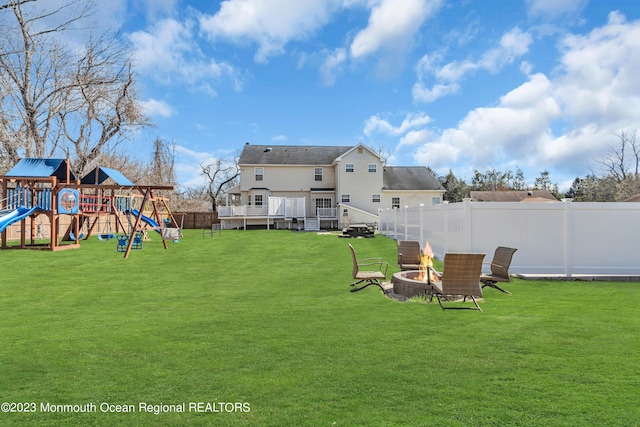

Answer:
[96,0,640,191]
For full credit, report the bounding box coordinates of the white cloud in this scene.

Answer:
[140,99,177,118]
[413,27,533,103]
[349,0,442,59]
[525,0,587,18]
[413,13,640,184]
[138,0,178,20]
[553,11,640,129]
[319,48,347,86]
[412,82,460,103]
[128,18,241,91]
[271,135,288,142]
[399,129,431,148]
[199,0,339,63]
[414,73,561,171]
[173,145,222,188]
[364,112,432,137]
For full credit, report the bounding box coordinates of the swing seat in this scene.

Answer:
[98,233,115,241]
[69,232,84,241]
[116,234,128,252]
[131,232,143,250]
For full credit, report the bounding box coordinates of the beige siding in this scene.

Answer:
[240,165,335,192]
[381,191,443,209]
[334,147,383,214]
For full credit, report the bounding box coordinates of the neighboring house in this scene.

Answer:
[219,143,444,230]
[470,190,559,202]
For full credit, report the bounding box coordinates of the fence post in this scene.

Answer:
[391,208,397,239]
[443,202,449,255]
[563,199,574,278]
[403,206,409,241]
[462,198,473,251]
[419,204,425,245]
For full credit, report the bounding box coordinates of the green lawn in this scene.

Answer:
[0,230,638,426]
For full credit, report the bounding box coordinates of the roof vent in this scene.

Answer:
[264,147,272,152]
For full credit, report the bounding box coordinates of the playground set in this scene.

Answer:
[0,158,180,258]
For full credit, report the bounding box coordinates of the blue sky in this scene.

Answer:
[100,0,640,191]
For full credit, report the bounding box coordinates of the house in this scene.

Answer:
[219,143,444,230]
[470,190,559,202]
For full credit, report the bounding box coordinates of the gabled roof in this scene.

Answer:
[383,167,443,191]
[239,144,353,165]
[333,143,381,163]
[80,167,134,186]
[470,190,558,202]
[4,158,76,181]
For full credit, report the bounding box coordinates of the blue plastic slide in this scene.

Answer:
[0,206,41,233]
[126,209,161,233]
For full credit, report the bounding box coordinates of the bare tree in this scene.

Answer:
[61,34,150,176]
[0,0,148,174]
[172,185,210,212]
[596,130,639,183]
[201,156,240,212]
[147,138,176,187]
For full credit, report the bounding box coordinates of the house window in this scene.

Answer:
[345,163,355,173]
[315,198,332,209]
[392,197,400,209]
[314,167,323,182]
[342,208,349,216]
[254,195,263,206]
[247,195,252,206]
[372,194,381,203]
[341,194,350,203]
[432,197,441,205]
[368,164,377,173]
[254,167,264,181]
[315,198,332,216]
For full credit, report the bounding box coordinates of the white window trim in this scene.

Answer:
[254,167,264,181]
[345,163,355,173]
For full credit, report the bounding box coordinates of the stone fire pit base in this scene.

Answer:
[391,270,436,298]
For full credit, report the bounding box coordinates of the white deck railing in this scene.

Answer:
[218,196,307,218]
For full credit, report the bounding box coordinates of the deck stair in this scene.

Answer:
[304,218,320,231]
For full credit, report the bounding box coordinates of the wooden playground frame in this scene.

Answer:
[1,160,176,258]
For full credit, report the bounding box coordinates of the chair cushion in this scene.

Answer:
[356,271,386,280]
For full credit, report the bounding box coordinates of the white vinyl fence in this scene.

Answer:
[379,199,640,277]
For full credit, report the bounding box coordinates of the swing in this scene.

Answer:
[97,214,115,241]
[69,231,84,241]
[69,217,85,241]
[116,234,128,252]
[116,211,143,252]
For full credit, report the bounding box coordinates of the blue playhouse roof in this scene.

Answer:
[80,166,134,186]
[5,158,76,180]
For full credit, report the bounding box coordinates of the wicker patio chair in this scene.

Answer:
[481,247,517,294]
[397,240,421,270]
[431,253,485,311]
[348,243,388,293]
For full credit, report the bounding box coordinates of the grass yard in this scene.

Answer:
[0,230,638,426]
